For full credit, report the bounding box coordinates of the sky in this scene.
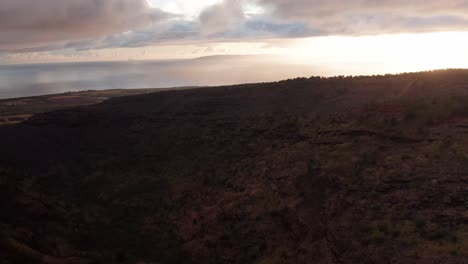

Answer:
[2,0,468,76]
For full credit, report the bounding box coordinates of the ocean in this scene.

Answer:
[0,56,317,99]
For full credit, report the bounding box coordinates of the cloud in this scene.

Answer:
[0,0,171,51]
[255,0,468,35]
[199,0,245,34]
[4,0,468,55]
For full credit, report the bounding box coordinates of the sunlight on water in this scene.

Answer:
[284,32,468,73]
[2,32,468,99]
[0,57,317,99]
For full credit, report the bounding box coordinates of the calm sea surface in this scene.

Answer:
[0,60,199,99]
[0,57,317,99]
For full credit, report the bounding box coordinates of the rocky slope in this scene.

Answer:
[0,70,468,263]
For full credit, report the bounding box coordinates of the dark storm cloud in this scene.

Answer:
[0,0,171,51]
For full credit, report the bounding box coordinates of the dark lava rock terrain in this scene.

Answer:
[1,70,468,263]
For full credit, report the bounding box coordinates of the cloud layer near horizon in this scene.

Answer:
[2,0,468,53]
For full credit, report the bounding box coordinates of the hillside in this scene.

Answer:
[0,88,197,126]
[1,70,468,263]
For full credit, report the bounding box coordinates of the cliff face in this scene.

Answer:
[1,70,468,264]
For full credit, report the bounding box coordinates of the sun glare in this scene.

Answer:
[146,0,155,8]
[283,32,468,75]
[147,0,223,18]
